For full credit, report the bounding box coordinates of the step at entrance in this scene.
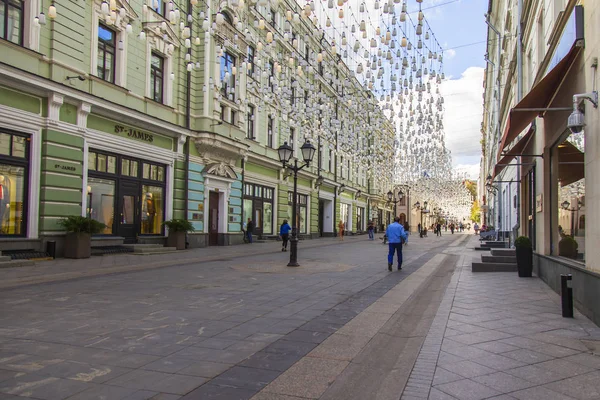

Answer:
[472,262,518,272]
[125,244,178,254]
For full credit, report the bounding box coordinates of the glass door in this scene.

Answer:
[117,181,139,243]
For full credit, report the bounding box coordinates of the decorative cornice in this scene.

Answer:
[192,132,249,167]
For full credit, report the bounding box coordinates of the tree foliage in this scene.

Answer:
[470,200,481,223]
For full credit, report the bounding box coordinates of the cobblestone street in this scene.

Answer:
[0,234,599,400]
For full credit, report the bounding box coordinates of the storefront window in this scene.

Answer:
[87,177,115,234]
[288,192,308,234]
[0,131,28,236]
[554,133,585,262]
[340,203,349,229]
[141,185,163,234]
[243,183,274,235]
[357,207,364,231]
[88,150,166,240]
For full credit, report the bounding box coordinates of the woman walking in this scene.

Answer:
[280,219,292,251]
[368,220,375,240]
[338,220,345,241]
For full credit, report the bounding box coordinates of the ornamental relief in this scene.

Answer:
[193,133,249,168]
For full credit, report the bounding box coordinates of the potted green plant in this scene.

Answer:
[58,216,105,259]
[559,235,578,259]
[514,236,533,277]
[163,219,195,250]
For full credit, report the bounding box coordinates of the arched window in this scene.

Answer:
[222,11,233,25]
[579,214,585,230]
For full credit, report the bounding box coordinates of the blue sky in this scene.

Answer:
[418,0,488,178]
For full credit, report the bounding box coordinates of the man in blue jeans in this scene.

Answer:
[386,216,408,271]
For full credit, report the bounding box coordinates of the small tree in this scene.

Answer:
[470,200,481,223]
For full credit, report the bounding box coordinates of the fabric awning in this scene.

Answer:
[498,44,582,156]
[493,127,535,179]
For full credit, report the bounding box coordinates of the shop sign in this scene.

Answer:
[536,194,543,213]
[114,124,154,143]
[49,161,81,175]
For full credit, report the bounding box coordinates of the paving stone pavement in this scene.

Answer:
[2,233,598,400]
[402,235,600,400]
[0,232,457,399]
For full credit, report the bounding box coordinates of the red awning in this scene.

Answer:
[493,126,534,179]
[498,44,582,156]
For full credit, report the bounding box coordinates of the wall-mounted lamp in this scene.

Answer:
[314,175,324,189]
[355,190,362,200]
[337,184,346,195]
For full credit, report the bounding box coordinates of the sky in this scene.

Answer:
[419,0,488,179]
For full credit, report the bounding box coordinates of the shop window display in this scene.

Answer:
[0,131,28,236]
[243,183,274,236]
[141,185,163,234]
[87,178,114,234]
[288,192,307,234]
[554,133,585,262]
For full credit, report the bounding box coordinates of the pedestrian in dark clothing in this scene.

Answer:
[436,223,442,236]
[280,220,291,251]
[246,218,255,243]
[386,216,408,271]
[367,220,375,240]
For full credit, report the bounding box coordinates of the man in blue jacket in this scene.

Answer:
[386,216,408,271]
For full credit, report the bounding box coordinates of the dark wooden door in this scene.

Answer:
[252,200,263,237]
[209,191,219,246]
[318,200,325,237]
[118,181,139,243]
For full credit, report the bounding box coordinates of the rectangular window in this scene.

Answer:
[247,105,255,139]
[267,116,274,148]
[0,130,29,236]
[268,60,274,92]
[141,185,164,234]
[152,0,166,16]
[329,149,333,172]
[357,207,364,231]
[87,177,115,234]
[270,9,276,28]
[220,51,236,100]
[150,52,164,103]
[290,79,296,105]
[0,0,23,45]
[288,192,308,234]
[289,127,295,151]
[247,45,255,78]
[97,24,116,83]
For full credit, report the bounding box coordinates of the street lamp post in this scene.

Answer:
[387,184,410,225]
[277,140,316,267]
[414,201,428,237]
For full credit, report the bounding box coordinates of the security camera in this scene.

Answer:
[567,108,585,134]
[568,92,599,134]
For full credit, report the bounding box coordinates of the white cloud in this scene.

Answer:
[455,164,481,180]
[444,48,456,59]
[441,66,484,178]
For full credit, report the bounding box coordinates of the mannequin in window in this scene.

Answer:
[142,192,156,233]
[0,175,10,231]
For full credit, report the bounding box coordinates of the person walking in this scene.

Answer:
[338,220,345,241]
[436,222,442,237]
[246,218,255,243]
[450,223,455,234]
[367,220,375,240]
[280,219,291,251]
[242,219,248,243]
[474,222,480,235]
[386,216,408,271]
[403,222,410,245]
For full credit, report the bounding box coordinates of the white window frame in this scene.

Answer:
[145,42,174,106]
[91,8,128,86]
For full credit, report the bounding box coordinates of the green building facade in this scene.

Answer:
[0,0,395,255]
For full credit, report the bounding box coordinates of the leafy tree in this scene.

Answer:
[470,200,481,223]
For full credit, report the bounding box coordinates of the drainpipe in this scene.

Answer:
[516,0,523,240]
[184,0,192,248]
[485,16,502,145]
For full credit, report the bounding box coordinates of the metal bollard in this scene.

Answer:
[561,274,573,318]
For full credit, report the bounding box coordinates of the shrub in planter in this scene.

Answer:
[559,235,578,259]
[163,219,195,250]
[58,216,105,259]
[514,236,533,277]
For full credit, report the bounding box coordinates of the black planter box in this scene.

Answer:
[516,246,533,277]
